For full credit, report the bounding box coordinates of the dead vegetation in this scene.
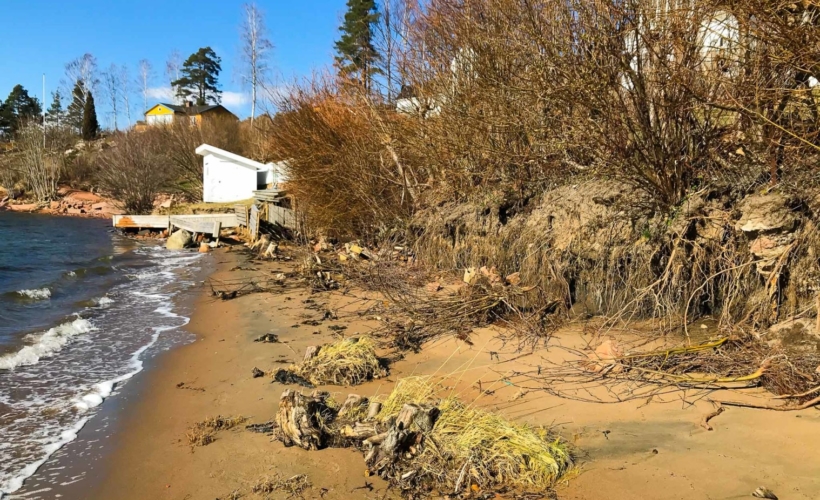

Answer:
[251,473,311,497]
[186,415,249,447]
[274,337,388,387]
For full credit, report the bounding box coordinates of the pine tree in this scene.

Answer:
[334,0,380,92]
[46,90,65,127]
[82,91,99,141]
[172,47,222,105]
[66,81,86,131]
[0,84,42,136]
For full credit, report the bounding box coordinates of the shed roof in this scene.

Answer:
[195,144,270,171]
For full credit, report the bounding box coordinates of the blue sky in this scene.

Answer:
[0,0,348,126]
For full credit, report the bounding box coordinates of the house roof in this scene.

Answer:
[145,103,238,119]
[195,144,271,171]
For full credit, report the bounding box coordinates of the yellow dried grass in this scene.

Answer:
[296,336,384,386]
[376,376,573,491]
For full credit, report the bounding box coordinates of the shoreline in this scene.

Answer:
[8,242,819,499]
[1,227,209,499]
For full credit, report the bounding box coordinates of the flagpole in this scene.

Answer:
[42,74,46,148]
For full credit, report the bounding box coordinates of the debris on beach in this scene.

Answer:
[252,473,311,496]
[254,333,280,343]
[272,376,573,497]
[186,415,249,447]
[296,337,387,386]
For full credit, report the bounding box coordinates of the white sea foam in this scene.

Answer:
[95,297,114,306]
[0,319,95,370]
[16,288,51,300]
[0,418,88,497]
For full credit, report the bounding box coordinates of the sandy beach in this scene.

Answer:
[33,244,812,500]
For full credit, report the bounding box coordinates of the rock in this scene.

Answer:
[463,267,477,284]
[67,208,85,215]
[91,202,108,211]
[479,266,502,284]
[49,201,60,210]
[165,229,192,250]
[199,242,210,253]
[736,192,796,234]
[587,339,624,373]
[8,203,38,212]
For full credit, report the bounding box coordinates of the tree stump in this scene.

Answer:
[275,389,327,450]
[396,403,440,432]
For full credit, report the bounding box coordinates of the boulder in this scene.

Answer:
[67,208,85,215]
[49,201,60,210]
[165,229,192,250]
[199,242,211,253]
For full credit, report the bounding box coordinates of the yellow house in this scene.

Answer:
[139,102,238,129]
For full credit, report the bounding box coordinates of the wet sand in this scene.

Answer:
[72,247,820,500]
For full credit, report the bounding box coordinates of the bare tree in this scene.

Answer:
[137,59,154,112]
[119,65,133,128]
[166,50,182,103]
[14,124,61,201]
[64,53,99,99]
[101,64,120,131]
[240,2,274,124]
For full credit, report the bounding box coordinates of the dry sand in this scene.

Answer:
[83,247,820,500]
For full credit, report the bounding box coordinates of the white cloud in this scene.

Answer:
[221,91,250,107]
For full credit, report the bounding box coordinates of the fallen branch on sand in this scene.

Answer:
[700,405,725,431]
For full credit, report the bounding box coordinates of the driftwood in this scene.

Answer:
[339,394,368,417]
[366,401,382,420]
[342,422,379,440]
[304,346,320,362]
[275,390,327,450]
[396,403,439,432]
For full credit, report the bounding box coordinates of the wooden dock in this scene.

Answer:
[113,214,239,237]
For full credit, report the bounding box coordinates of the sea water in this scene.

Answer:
[0,212,204,497]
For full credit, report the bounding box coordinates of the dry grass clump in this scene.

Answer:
[296,337,386,386]
[251,473,311,496]
[377,377,573,492]
[186,415,249,447]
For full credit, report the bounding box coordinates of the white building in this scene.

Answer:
[195,144,288,203]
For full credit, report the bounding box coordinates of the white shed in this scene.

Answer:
[196,144,285,203]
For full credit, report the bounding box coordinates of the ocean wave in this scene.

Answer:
[16,288,51,300]
[0,318,95,370]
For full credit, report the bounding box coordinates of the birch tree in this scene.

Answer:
[240,2,274,124]
[102,64,120,131]
[120,64,133,128]
[137,59,154,113]
[166,50,182,103]
[64,53,99,100]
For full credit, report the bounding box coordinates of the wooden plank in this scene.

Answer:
[112,215,170,229]
[249,205,260,240]
[170,214,239,228]
[266,204,297,228]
